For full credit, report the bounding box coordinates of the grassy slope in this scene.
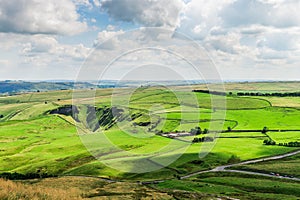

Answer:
[0,176,174,200]
[155,172,300,200]
[0,83,299,182]
[0,116,90,175]
[231,153,300,178]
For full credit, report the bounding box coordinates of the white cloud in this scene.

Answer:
[0,0,299,80]
[100,0,184,28]
[73,0,92,8]
[93,0,101,7]
[172,0,300,80]
[0,34,91,79]
[93,30,124,48]
[177,0,233,39]
[221,0,300,28]
[205,32,244,54]
[0,0,87,35]
[106,25,115,31]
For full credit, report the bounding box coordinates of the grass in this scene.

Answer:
[0,176,174,200]
[231,153,300,178]
[0,178,83,200]
[155,172,300,200]
[190,81,300,93]
[260,96,300,108]
[0,116,90,175]
[268,131,300,143]
[0,82,299,184]
[226,107,300,130]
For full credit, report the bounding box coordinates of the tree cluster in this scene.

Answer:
[263,139,276,145]
[190,126,201,135]
[192,137,214,143]
[192,89,226,96]
[237,92,300,97]
[278,141,300,147]
[189,126,208,135]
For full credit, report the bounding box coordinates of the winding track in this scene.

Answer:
[78,149,300,184]
[180,149,300,181]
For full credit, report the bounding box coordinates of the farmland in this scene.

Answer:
[0,81,299,199]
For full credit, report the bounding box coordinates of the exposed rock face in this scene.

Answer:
[49,105,79,122]
[86,106,125,132]
[50,105,152,132]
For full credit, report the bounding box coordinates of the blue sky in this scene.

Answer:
[0,0,299,81]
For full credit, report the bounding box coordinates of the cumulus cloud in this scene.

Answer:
[93,29,124,48]
[178,0,300,40]
[1,0,300,80]
[18,35,90,68]
[205,32,241,54]
[177,0,233,39]
[100,0,184,28]
[0,0,87,35]
[221,0,300,28]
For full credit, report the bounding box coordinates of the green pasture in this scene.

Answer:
[268,131,300,143]
[0,84,299,181]
[226,107,300,130]
[232,153,300,178]
[0,116,89,175]
[155,172,300,200]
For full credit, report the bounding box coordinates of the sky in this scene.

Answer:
[0,0,299,81]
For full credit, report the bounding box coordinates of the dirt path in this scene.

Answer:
[180,149,300,181]
[56,149,300,185]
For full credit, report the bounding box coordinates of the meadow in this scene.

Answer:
[231,153,300,178]
[0,82,299,199]
[154,172,300,200]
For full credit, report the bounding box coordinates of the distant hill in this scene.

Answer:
[0,80,206,94]
[0,81,96,94]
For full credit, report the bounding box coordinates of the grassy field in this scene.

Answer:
[154,172,300,200]
[260,96,300,108]
[0,82,300,199]
[188,81,300,93]
[231,153,300,178]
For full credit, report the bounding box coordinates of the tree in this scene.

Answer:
[0,114,3,118]
[263,139,276,145]
[190,126,202,135]
[195,126,201,135]
[203,128,208,134]
[227,126,232,132]
[262,126,268,134]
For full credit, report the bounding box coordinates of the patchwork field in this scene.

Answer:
[0,82,299,199]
